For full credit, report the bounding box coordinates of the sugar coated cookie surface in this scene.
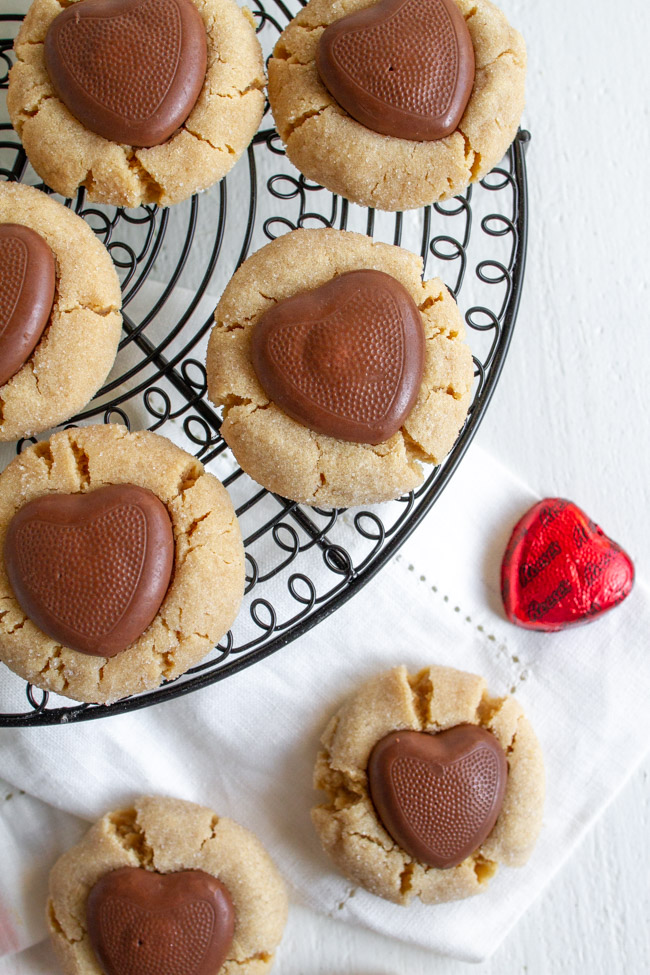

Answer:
[268,0,526,211]
[0,183,122,441]
[8,0,266,207]
[48,795,288,975]
[312,664,544,904]
[206,228,473,507]
[0,424,245,703]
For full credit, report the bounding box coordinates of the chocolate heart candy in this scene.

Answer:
[251,269,425,444]
[501,498,635,631]
[4,484,174,657]
[0,224,55,388]
[316,0,475,142]
[87,867,235,975]
[44,0,207,147]
[368,726,507,868]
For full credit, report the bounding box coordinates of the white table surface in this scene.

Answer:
[2,0,650,972]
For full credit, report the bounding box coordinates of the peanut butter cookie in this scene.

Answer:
[8,0,266,207]
[0,182,122,442]
[0,424,245,703]
[268,0,526,211]
[48,795,288,975]
[312,664,544,904]
[206,228,473,507]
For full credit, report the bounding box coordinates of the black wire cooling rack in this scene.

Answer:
[0,2,529,726]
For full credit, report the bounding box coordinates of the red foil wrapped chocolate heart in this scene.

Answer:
[368,726,507,869]
[501,498,634,631]
[0,223,56,388]
[44,0,207,147]
[251,269,425,444]
[86,867,235,975]
[316,0,475,142]
[4,484,174,656]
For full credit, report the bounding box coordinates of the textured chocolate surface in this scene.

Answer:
[44,0,207,147]
[4,484,174,657]
[86,867,235,975]
[0,223,55,388]
[368,726,508,868]
[251,269,425,444]
[317,0,475,142]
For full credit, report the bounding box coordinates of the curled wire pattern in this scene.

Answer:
[0,4,529,725]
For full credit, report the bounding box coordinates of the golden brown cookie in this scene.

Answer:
[0,424,245,703]
[7,0,266,207]
[206,228,473,507]
[48,795,288,975]
[312,665,545,904]
[268,0,526,211]
[0,183,122,442]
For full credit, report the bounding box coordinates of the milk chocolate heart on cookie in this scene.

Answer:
[317,0,475,142]
[368,726,507,868]
[251,269,425,444]
[4,484,174,656]
[87,867,235,975]
[501,498,635,631]
[44,0,207,147]
[0,224,55,388]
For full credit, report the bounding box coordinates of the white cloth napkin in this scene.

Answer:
[1,442,649,965]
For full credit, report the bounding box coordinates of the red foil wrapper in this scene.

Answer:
[501,498,634,631]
